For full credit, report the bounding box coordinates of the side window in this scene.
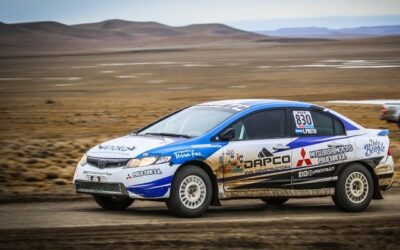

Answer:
[232,110,286,140]
[292,110,345,136]
[333,117,346,135]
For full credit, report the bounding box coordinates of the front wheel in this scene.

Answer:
[261,197,289,205]
[93,195,134,210]
[166,166,212,218]
[333,163,373,212]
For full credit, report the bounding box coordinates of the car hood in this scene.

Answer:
[87,135,183,159]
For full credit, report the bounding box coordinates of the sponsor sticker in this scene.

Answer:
[98,144,135,152]
[203,103,250,111]
[298,166,335,178]
[220,150,244,174]
[174,149,202,160]
[296,148,312,167]
[364,139,385,157]
[83,170,112,176]
[309,144,353,165]
[220,148,291,175]
[132,168,162,178]
[83,170,111,182]
[244,147,291,169]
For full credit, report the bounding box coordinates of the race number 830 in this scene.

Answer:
[293,110,314,129]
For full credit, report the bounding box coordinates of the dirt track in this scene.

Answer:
[1,187,399,249]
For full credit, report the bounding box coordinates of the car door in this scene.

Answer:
[289,108,351,189]
[219,109,294,192]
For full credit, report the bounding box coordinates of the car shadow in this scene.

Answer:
[73,199,341,218]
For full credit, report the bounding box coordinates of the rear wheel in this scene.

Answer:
[261,198,289,205]
[333,163,373,212]
[166,166,212,218]
[93,195,134,210]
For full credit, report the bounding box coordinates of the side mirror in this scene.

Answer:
[219,128,235,141]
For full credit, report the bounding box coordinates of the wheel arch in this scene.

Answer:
[176,160,221,206]
[335,160,383,199]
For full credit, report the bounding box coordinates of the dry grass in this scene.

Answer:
[0,38,399,194]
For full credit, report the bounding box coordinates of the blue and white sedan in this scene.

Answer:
[74,99,394,217]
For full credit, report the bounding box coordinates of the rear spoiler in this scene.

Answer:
[366,129,389,136]
[377,129,389,136]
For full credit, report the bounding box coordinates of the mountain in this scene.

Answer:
[74,20,182,37]
[0,19,268,56]
[257,25,400,39]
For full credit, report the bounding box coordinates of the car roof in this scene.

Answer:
[197,99,316,110]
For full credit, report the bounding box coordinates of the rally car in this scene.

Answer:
[73,99,394,217]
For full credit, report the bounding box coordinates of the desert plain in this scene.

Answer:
[0,35,399,196]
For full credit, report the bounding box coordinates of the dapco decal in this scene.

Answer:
[364,139,385,156]
[244,148,290,169]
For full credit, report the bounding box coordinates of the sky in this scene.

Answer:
[1,0,400,30]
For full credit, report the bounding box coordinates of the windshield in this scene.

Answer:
[138,106,236,138]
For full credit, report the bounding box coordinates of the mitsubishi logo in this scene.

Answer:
[296,148,312,167]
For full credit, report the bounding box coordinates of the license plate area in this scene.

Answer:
[85,175,106,182]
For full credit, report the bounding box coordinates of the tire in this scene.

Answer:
[261,198,289,205]
[333,163,374,212]
[166,165,212,218]
[93,195,134,210]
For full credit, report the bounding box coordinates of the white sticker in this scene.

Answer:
[293,111,314,128]
[293,110,317,135]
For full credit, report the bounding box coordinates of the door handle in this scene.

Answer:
[327,142,344,147]
[273,144,290,150]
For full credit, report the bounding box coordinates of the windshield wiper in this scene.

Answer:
[144,132,192,138]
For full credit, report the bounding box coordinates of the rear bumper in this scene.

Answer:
[375,155,395,191]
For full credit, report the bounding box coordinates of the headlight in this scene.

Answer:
[125,156,171,168]
[79,154,87,166]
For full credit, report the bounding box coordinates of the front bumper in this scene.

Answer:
[75,180,129,197]
[73,162,178,199]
